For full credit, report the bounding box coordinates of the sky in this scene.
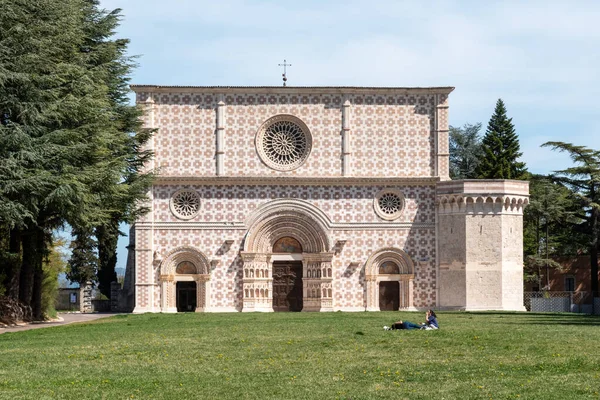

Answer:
[96,0,600,273]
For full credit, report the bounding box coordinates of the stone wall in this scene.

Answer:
[437,180,529,311]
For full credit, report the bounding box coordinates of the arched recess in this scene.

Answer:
[364,247,415,311]
[241,199,334,312]
[244,199,332,253]
[159,246,211,313]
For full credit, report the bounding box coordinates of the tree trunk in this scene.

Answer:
[18,230,36,305]
[3,228,22,299]
[96,220,119,299]
[591,208,599,296]
[31,230,45,320]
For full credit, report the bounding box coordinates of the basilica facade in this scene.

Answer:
[125,86,529,313]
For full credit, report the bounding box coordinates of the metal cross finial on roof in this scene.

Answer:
[278,59,292,86]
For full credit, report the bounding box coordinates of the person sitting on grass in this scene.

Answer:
[383,309,439,330]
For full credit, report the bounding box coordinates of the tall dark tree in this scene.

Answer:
[541,142,600,296]
[0,0,153,318]
[523,175,583,287]
[476,99,527,180]
[449,123,483,179]
[80,1,154,298]
[67,228,98,285]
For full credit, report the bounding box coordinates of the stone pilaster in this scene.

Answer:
[215,96,225,176]
[341,99,352,176]
[435,94,450,180]
[133,94,157,313]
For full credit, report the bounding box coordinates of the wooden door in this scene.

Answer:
[176,281,197,312]
[272,261,303,312]
[379,281,399,311]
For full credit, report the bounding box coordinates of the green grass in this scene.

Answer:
[1,312,599,400]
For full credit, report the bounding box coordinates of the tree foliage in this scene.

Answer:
[449,123,483,179]
[541,142,600,295]
[0,0,153,319]
[476,99,527,180]
[523,175,584,287]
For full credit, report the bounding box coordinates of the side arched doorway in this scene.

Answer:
[159,247,211,313]
[365,248,415,311]
[241,199,334,312]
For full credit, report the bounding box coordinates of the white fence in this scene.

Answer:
[524,291,599,315]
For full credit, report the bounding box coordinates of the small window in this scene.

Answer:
[565,277,575,292]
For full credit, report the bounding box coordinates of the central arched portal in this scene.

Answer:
[272,237,303,312]
[241,199,334,312]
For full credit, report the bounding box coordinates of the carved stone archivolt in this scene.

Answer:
[244,199,332,253]
[364,247,415,311]
[158,246,211,312]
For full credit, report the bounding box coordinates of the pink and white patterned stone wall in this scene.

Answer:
[131,87,453,312]
[140,184,436,310]
[134,90,449,178]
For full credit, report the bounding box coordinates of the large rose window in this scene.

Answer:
[256,115,312,171]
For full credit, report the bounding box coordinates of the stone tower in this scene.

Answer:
[437,180,529,311]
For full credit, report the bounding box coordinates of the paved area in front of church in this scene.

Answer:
[0,313,119,335]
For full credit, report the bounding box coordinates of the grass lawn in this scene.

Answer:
[1,312,599,400]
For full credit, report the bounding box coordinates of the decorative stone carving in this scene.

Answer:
[373,189,405,221]
[364,247,415,311]
[170,189,201,220]
[241,252,273,312]
[256,115,312,171]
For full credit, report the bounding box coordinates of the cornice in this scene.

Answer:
[153,176,440,186]
[133,221,435,230]
[131,85,455,96]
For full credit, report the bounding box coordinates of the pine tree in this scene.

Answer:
[476,99,527,179]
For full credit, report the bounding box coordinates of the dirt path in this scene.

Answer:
[0,313,120,335]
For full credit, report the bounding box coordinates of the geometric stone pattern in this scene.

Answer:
[126,85,529,313]
[134,90,446,178]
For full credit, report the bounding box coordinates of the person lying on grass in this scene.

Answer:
[383,309,439,330]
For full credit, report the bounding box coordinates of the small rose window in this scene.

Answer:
[170,189,201,220]
[374,189,405,221]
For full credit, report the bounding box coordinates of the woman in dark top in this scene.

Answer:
[384,309,439,330]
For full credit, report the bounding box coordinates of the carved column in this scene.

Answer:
[365,275,379,311]
[341,99,352,176]
[319,257,334,312]
[195,275,210,312]
[302,256,322,312]
[215,97,225,176]
[160,275,177,313]
[241,252,272,312]
[302,253,334,312]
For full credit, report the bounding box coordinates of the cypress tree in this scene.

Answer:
[476,99,527,179]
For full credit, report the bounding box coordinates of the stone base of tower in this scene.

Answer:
[436,180,529,311]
